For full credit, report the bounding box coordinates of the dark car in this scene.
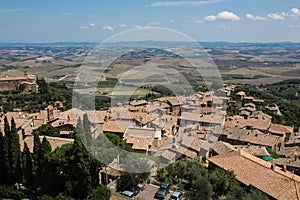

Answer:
[169,190,184,200]
[154,182,171,199]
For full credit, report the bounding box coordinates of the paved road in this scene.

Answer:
[137,184,172,200]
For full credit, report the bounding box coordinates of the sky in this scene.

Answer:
[0,0,300,43]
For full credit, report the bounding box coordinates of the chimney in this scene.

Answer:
[283,165,287,172]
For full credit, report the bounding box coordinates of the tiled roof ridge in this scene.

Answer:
[239,150,300,183]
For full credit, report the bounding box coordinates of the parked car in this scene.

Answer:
[154,182,171,199]
[127,185,141,196]
[160,182,171,192]
[121,190,135,198]
[169,190,184,200]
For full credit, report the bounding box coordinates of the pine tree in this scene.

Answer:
[22,142,33,186]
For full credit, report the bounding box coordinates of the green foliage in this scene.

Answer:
[0,130,5,185]
[37,78,49,94]
[83,113,93,146]
[0,186,26,199]
[233,84,300,132]
[117,156,151,192]
[40,132,103,199]
[88,185,111,200]
[106,133,132,152]
[34,124,60,137]
[156,159,269,200]
[3,117,22,185]
[268,150,280,159]
[186,176,213,200]
[22,142,33,186]
[0,79,72,113]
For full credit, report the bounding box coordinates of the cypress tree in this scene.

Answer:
[36,136,52,185]
[40,137,52,166]
[7,118,22,185]
[2,117,22,185]
[83,114,93,147]
[33,132,41,185]
[33,132,41,162]
[22,142,33,186]
[71,132,92,198]
[76,118,86,145]
[3,116,10,185]
[2,133,9,185]
[0,130,5,185]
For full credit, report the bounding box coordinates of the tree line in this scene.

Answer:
[0,116,111,200]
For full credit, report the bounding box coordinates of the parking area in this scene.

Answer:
[137,184,172,200]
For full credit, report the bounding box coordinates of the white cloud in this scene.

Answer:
[204,11,240,21]
[291,8,300,18]
[134,25,144,29]
[267,12,288,20]
[217,11,240,21]
[245,14,266,21]
[218,24,227,30]
[204,15,217,21]
[79,26,88,29]
[145,0,221,7]
[61,12,77,16]
[167,19,176,23]
[0,8,26,13]
[150,21,161,25]
[102,25,114,31]
[119,24,127,27]
[89,23,96,27]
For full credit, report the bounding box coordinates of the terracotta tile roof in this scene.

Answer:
[180,112,201,122]
[212,141,236,155]
[269,124,294,135]
[129,100,147,106]
[240,106,256,113]
[181,136,204,152]
[278,146,300,158]
[225,114,271,131]
[233,145,270,157]
[213,97,224,105]
[199,107,215,114]
[244,103,256,108]
[199,114,224,125]
[225,127,280,147]
[94,110,110,123]
[236,91,246,96]
[102,120,131,134]
[270,158,300,169]
[171,145,197,159]
[167,96,182,106]
[208,150,300,200]
[21,135,74,153]
[240,110,251,116]
[123,127,160,151]
[154,149,176,161]
[225,85,236,91]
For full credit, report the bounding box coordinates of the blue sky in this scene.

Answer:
[0,0,300,42]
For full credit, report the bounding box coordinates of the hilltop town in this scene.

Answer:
[1,73,300,199]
